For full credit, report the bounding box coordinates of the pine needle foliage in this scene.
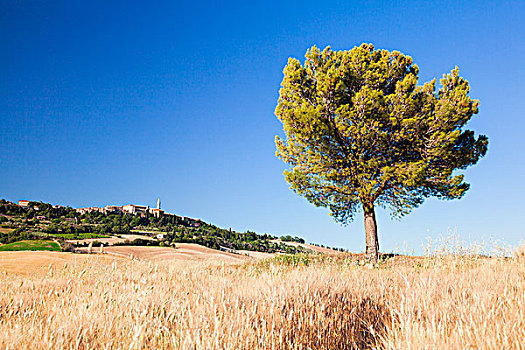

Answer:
[275,44,488,262]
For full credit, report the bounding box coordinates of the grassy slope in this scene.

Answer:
[0,240,60,252]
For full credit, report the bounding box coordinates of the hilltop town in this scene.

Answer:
[73,198,202,227]
[0,198,326,255]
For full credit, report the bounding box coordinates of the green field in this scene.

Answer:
[51,233,109,240]
[0,240,61,252]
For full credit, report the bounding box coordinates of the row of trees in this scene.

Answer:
[280,235,306,243]
[166,224,306,253]
[0,228,39,244]
[168,230,306,254]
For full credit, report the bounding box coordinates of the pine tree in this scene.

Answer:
[275,44,488,263]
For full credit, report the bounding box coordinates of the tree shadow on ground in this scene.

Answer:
[275,292,390,350]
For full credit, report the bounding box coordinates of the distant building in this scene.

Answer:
[151,208,164,218]
[148,198,164,217]
[72,198,195,223]
[105,205,122,213]
[18,200,30,207]
[122,204,148,216]
[76,207,106,215]
[75,208,87,214]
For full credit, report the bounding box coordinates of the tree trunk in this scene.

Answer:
[363,203,379,264]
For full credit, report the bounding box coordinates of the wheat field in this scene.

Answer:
[1,249,524,349]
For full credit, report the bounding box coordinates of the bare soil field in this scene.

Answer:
[0,244,257,275]
[65,234,156,245]
[65,236,127,245]
[76,243,253,262]
[120,234,156,241]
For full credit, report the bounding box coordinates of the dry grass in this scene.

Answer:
[0,251,119,275]
[1,249,524,349]
[515,243,525,260]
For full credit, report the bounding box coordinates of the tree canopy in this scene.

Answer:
[275,43,488,262]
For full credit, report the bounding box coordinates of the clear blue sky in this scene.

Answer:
[2,0,524,254]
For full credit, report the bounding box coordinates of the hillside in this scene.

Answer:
[0,199,342,255]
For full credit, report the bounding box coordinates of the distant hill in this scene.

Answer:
[0,199,344,254]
